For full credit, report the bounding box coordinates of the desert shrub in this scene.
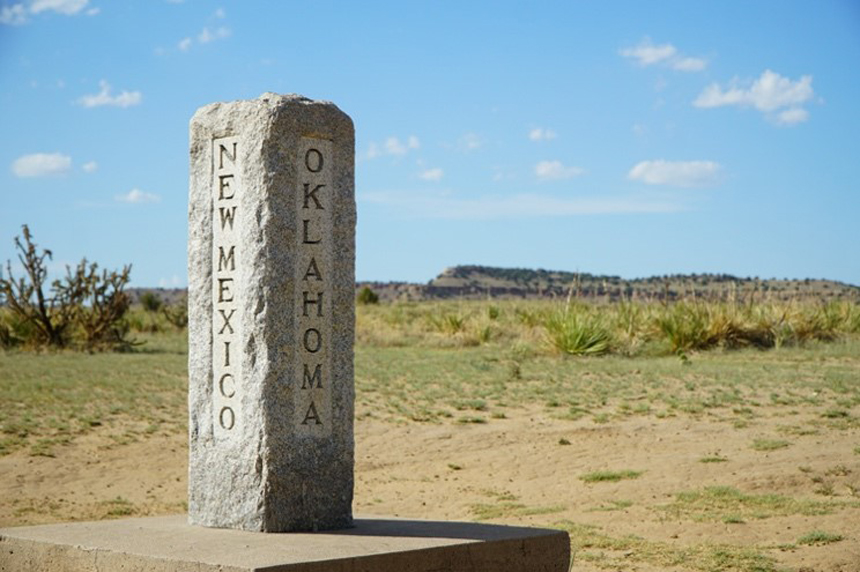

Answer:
[62,260,134,351]
[0,225,134,351]
[356,286,379,305]
[162,297,188,329]
[655,302,712,352]
[140,291,163,312]
[544,307,611,356]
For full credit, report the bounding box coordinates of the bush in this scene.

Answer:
[356,286,379,305]
[0,225,134,351]
[140,292,163,313]
[162,297,188,329]
[544,308,611,356]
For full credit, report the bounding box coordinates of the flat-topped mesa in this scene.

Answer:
[188,94,355,532]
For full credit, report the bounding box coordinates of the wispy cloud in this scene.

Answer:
[620,38,706,72]
[77,80,142,108]
[198,26,230,44]
[528,127,557,142]
[12,152,72,177]
[116,188,161,204]
[628,160,721,188]
[0,4,26,25]
[457,132,482,152]
[31,0,90,14]
[159,275,184,287]
[361,190,683,220]
[365,135,420,159]
[694,69,814,124]
[419,167,444,182]
[81,160,97,173]
[535,160,585,181]
[2,0,95,24]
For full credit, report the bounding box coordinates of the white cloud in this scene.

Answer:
[116,188,161,204]
[78,80,142,108]
[672,57,707,72]
[529,128,557,142]
[535,160,584,181]
[776,107,809,125]
[419,168,444,182]
[159,275,183,288]
[198,26,230,44]
[458,132,482,152]
[361,190,682,220]
[620,39,706,72]
[214,7,225,18]
[366,135,420,159]
[694,69,814,123]
[30,0,89,15]
[628,160,721,188]
[82,160,97,173]
[620,40,676,66]
[2,0,97,24]
[366,142,380,160]
[385,136,407,155]
[0,4,27,24]
[178,37,192,51]
[12,152,71,177]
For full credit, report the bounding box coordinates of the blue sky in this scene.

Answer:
[2,1,859,288]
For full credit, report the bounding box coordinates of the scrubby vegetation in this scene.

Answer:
[356,298,860,357]
[0,226,134,351]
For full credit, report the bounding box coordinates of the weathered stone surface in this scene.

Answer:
[0,515,571,572]
[188,93,355,532]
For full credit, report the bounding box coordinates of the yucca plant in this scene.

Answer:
[654,302,713,352]
[544,307,611,356]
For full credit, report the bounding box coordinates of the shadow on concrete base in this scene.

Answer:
[0,514,570,571]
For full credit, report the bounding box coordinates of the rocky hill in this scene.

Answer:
[358,265,860,303]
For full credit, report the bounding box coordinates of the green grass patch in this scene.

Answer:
[700,455,729,463]
[470,502,565,520]
[750,438,791,451]
[660,486,851,522]
[580,470,643,483]
[797,530,843,545]
[0,332,187,456]
[560,521,779,572]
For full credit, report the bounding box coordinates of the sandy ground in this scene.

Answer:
[1,406,858,571]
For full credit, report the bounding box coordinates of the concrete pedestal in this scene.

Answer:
[0,515,570,571]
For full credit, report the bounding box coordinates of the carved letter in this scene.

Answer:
[219,142,237,169]
[224,341,230,367]
[305,148,323,173]
[218,207,236,231]
[303,184,325,210]
[218,278,234,303]
[303,328,321,353]
[219,175,235,200]
[301,401,322,425]
[218,309,235,334]
[302,219,321,244]
[218,245,235,272]
[219,406,235,430]
[219,373,236,398]
[302,363,322,389]
[303,291,323,317]
[303,257,322,281]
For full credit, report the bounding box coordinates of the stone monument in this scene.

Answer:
[0,93,571,571]
[187,93,355,532]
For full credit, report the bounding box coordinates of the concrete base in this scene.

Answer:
[0,515,570,572]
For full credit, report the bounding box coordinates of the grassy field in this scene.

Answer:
[1,299,859,571]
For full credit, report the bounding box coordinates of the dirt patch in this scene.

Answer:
[1,406,858,571]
